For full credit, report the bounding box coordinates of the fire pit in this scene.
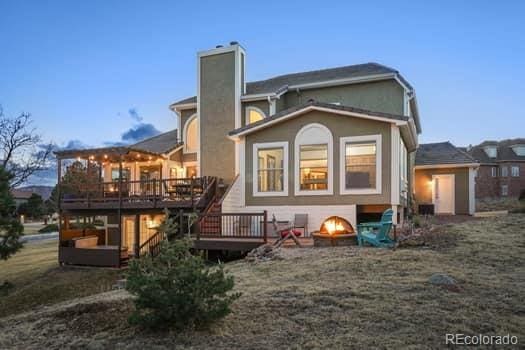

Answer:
[312,216,357,247]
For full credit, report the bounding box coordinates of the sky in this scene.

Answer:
[1,1,524,184]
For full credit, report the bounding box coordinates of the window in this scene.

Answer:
[299,145,328,190]
[484,146,497,158]
[340,135,382,194]
[399,139,408,197]
[245,107,265,125]
[511,166,520,177]
[294,123,333,195]
[501,185,508,196]
[491,167,497,177]
[184,115,198,153]
[511,145,525,156]
[501,166,508,177]
[111,167,130,182]
[253,142,288,196]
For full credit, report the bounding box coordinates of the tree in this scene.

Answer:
[44,185,58,215]
[126,239,240,330]
[60,160,100,198]
[0,166,24,260]
[0,106,53,188]
[23,193,44,219]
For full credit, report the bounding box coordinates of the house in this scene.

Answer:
[414,142,478,215]
[11,189,33,208]
[55,42,421,267]
[465,139,525,199]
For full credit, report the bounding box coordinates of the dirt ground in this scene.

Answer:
[0,214,524,349]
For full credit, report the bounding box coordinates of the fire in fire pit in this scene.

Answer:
[320,216,354,235]
[313,216,356,246]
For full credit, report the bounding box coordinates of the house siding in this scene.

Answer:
[414,167,470,215]
[279,79,404,116]
[244,110,392,206]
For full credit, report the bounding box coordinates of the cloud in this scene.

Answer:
[121,123,160,143]
[128,108,143,123]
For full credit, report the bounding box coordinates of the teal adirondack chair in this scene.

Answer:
[357,209,395,248]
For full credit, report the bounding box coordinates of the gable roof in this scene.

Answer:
[415,142,477,166]
[170,62,412,107]
[228,100,408,137]
[467,138,525,164]
[130,129,182,155]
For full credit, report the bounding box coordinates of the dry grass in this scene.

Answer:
[1,215,524,349]
[0,241,121,318]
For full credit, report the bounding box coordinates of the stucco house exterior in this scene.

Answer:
[414,142,478,215]
[54,42,436,266]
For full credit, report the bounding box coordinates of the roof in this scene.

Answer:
[55,129,181,159]
[11,189,33,199]
[229,100,409,137]
[130,129,181,154]
[467,138,525,164]
[415,142,477,166]
[170,62,412,107]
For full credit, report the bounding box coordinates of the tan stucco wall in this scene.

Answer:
[199,51,237,182]
[180,108,197,138]
[241,100,270,127]
[244,110,392,206]
[414,167,470,215]
[280,79,405,116]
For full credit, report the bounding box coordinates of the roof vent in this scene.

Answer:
[216,45,223,48]
[230,41,239,46]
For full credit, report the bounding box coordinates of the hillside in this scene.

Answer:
[0,215,524,349]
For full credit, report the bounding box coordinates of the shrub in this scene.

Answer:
[69,222,96,230]
[412,215,422,228]
[126,239,240,330]
[38,224,58,233]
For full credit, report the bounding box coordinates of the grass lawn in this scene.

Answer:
[0,214,524,349]
[0,241,122,318]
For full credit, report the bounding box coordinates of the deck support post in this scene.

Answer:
[263,210,268,243]
[134,214,140,257]
[117,154,123,268]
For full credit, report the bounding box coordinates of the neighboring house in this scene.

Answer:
[11,189,33,208]
[55,42,421,267]
[465,139,525,199]
[414,142,478,215]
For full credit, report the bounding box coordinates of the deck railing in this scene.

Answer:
[197,211,268,243]
[138,231,165,257]
[60,176,216,209]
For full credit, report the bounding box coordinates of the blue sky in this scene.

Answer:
[1,0,524,154]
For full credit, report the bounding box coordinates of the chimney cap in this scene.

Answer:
[230,41,239,46]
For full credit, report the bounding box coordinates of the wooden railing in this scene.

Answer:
[60,176,216,208]
[197,211,268,243]
[138,231,165,257]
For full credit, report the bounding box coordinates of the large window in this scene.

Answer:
[246,106,265,125]
[501,166,508,177]
[340,135,382,194]
[111,167,130,182]
[294,123,333,195]
[184,115,198,153]
[511,166,520,177]
[253,142,288,196]
[299,145,328,190]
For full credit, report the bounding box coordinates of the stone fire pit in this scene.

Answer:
[313,215,357,247]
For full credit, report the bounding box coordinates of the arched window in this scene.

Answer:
[183,115,198,153]
[245,106,265,125]
[294,123,333,195]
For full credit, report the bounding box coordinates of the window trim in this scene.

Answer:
[245,106,266,125]
[253,141,288,197]
[501,184,508,196]
[294,123,333,196]
[182,113,198,154]
[491,167,497,177]
[511,166,520,177]
[339,134,382,195]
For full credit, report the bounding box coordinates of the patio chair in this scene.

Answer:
[293,214,308,236]
[272,215,302,247]
[356,209,395,248]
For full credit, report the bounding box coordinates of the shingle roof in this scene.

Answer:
[130,129,182,155]
[467,138,525,163]
[229,100,408,136]
[171,62,411,107]
[415,142,477,166]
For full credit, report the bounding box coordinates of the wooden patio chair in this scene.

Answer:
[272,215,302,248]
[356,209,395,248]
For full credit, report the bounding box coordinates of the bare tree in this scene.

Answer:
[0,106,53,188]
